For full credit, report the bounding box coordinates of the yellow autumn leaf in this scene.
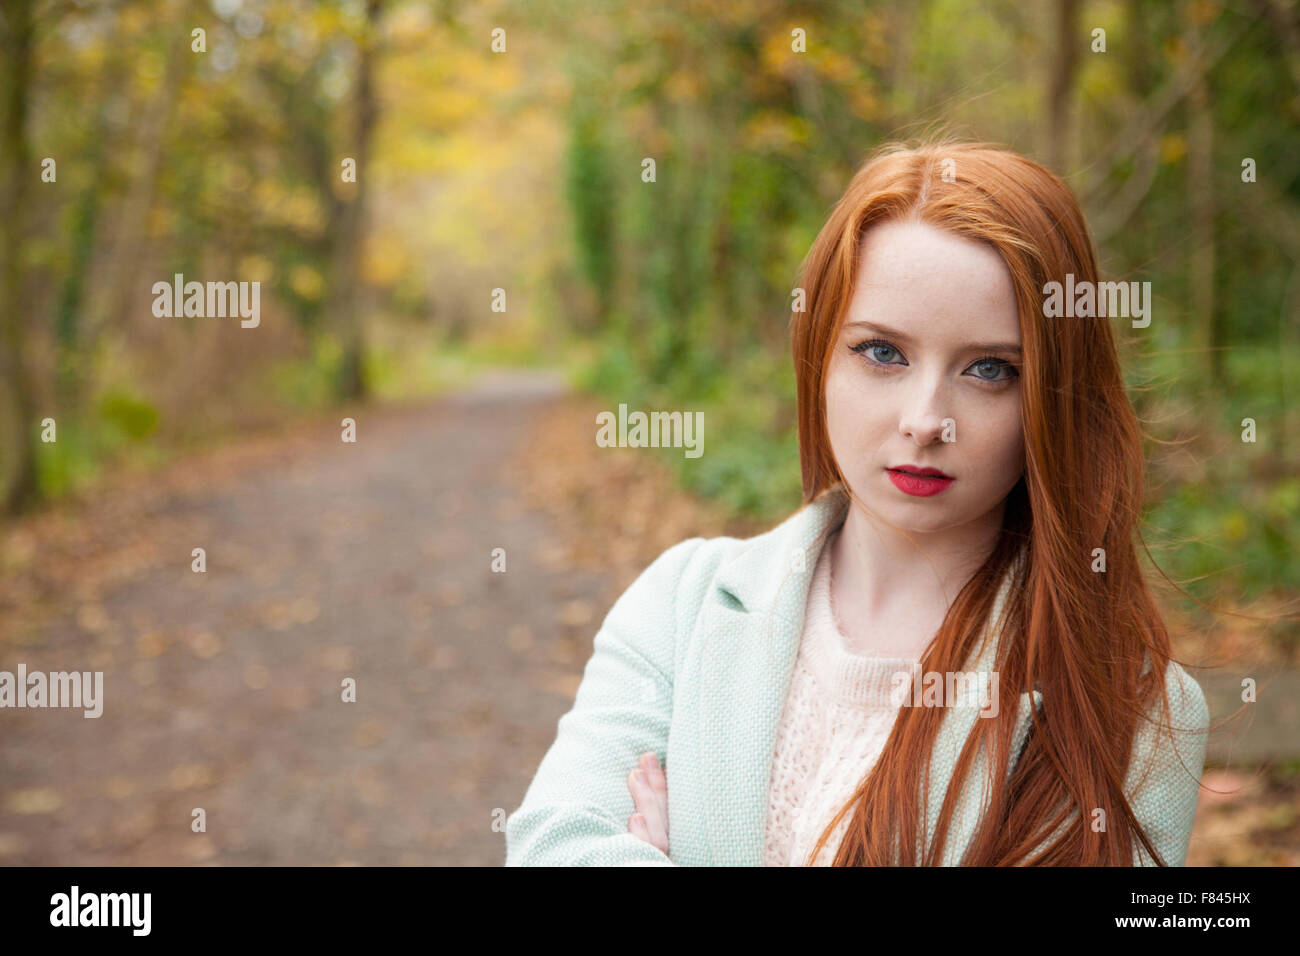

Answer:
[362,233,408,286]
[6,788,62,814]
[289,264,324,301]
[1160,133,1187,164]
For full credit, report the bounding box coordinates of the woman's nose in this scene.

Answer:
[898,378,951,444]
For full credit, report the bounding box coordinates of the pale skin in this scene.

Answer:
[627,219,1026,854]
[626,752,669,853]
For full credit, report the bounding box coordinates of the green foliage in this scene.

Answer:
[260,351,337,411]
[578,335,802,520]
[566,96,619,325]
[1146,473,1299,608]
[97,388,160,442]
[34,423,97,499]
[34,389,161,498]
[572,332,640,397]
[544,0,1298,625]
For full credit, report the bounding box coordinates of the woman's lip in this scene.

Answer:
[888,466,953,479]
[886,468,955,497]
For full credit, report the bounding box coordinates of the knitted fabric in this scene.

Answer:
[763,529,918,866]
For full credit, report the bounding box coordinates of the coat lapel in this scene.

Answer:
[695,485,849,865]
[692,483,1040,865]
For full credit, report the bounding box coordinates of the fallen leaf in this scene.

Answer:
[351,719,387,747]
[6,788,62,814]
[291,596,320,624]
[168,763,216,791]
[135,630,168,658]
[77,604,110,633]
[558,600,594,628]
[507,625,533,652]
[187,630,223,659]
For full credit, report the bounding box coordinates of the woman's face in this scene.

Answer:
[824,219,1025,535]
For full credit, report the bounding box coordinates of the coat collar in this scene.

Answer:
[713,480,1022,664]
[697,482,1038,865]
[713,482,852,621]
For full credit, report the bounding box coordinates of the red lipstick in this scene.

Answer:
[886,464,954,497]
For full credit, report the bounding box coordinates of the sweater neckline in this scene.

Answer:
[804,531,918,708]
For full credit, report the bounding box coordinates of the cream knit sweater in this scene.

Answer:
[763,528,918,866]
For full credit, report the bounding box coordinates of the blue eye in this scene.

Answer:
[849,339,1019,386]
[849,339,904,365]
[967,357,1019,383]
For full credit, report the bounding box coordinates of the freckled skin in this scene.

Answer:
[825,220,1025,538]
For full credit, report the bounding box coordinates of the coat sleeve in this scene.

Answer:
[1129,661,1211,866]
[504,536,707,866]
[1018,661,1210,865]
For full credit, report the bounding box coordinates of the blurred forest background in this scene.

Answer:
[0,0,1297,865]
[0,0,1296,636]
[4,0,1296,630]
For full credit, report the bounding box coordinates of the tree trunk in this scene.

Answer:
[1125,0,1150,267]
[89,0,194,353]
[1046,0,1081,173]
[0,0,39,514]
[55,37,131,418]
[1188,36,1217,385]
[329,0,383,401]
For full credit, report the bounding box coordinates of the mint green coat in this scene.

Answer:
[505,483,1210,866]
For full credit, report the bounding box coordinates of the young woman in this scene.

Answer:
[506,139,1211,866]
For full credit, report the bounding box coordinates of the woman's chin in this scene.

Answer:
[858,497,956,535]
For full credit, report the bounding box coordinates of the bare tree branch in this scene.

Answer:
[1091,134,1162,243]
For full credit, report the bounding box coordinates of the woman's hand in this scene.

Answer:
[626,752,669,855]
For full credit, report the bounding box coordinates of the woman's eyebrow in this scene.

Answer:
[843,319,1022,355]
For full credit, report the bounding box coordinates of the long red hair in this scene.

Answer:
[791,137,1196,865]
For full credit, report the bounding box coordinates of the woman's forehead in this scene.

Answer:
[848,224,1021,346]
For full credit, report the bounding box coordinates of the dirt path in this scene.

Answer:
[0,368,616,865]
